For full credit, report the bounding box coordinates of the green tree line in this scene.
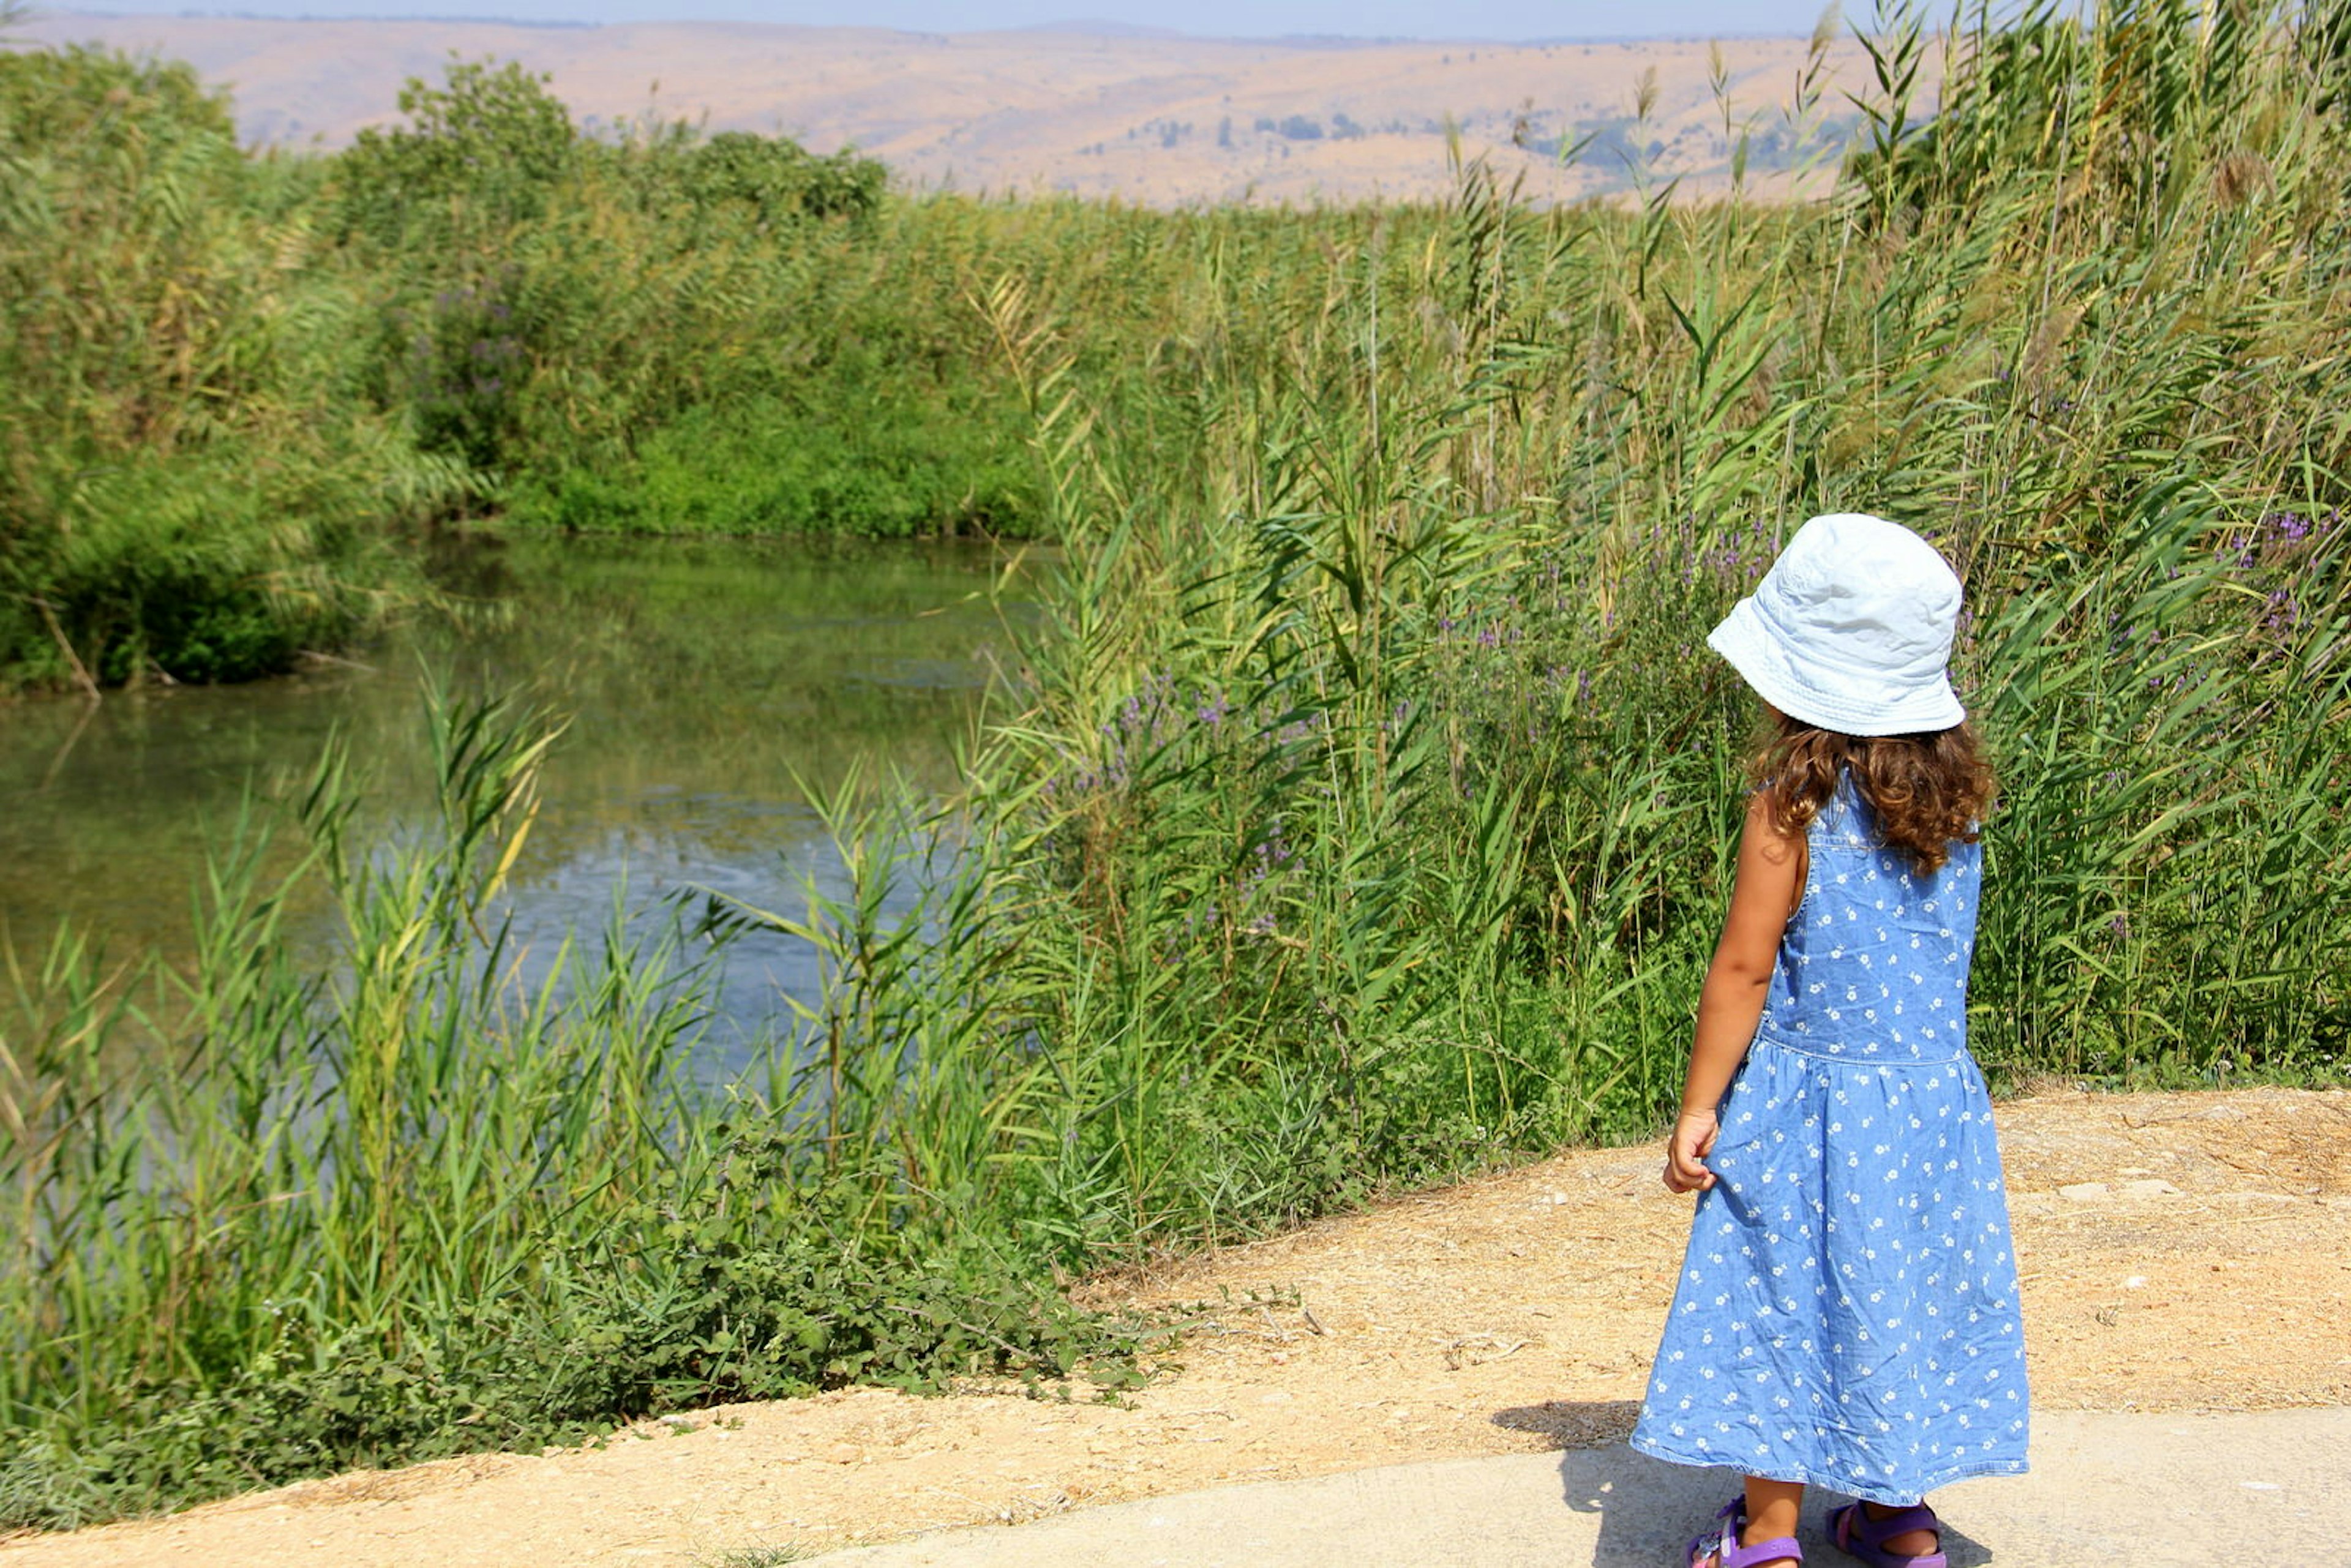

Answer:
[0,46,1001,689]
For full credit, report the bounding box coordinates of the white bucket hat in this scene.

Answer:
[1705,512,1965,737]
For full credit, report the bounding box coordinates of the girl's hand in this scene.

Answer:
[1663,1109,1719,1193]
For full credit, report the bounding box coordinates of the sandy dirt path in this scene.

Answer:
[2,1086,2344,1568]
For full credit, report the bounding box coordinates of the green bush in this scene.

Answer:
[510,388,1037,537]
[0,47,439,688]
[679,130,884,227]
[336,56,579,244]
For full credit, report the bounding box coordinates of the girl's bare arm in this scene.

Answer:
[1663,792,1805,1193]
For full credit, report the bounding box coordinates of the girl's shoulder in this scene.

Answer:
[1810,770,1876,844]
[1813,777,1981,882]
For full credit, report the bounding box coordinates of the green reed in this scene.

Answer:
[958,0,2351,1114]
[0,694,1133,1527]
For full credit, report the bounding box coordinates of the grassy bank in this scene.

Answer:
[0,691,1147,1526]
[3,0,2349,1531]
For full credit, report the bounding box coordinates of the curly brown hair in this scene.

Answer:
[1752,712,1996,876]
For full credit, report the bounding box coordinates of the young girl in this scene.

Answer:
[1628,514,2029,1568]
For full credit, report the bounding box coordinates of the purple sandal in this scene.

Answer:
[1689,1497,1803,1567]
[1828,1501,1946,1568]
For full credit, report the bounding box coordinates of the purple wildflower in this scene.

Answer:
[2264,588,2300,637]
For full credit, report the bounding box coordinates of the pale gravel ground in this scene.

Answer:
[1,1087,2342,1568]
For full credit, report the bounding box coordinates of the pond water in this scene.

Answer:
[0,534,1030,1073]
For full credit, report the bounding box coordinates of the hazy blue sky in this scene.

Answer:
[47,2,1855,39]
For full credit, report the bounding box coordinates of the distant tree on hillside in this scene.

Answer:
[337,56,577,241]
[684,130,882,225]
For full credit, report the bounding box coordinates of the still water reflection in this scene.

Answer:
[0,535,1027,1071]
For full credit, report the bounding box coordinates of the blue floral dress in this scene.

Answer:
[1629,778,2030,1504]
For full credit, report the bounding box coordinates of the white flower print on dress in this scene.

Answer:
[1630,776,2030,1504]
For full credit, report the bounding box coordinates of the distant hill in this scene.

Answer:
[13,11,1900,203]
[1010,19,1190,39]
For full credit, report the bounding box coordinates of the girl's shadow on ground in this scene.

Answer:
[1491,1403,1991,1567]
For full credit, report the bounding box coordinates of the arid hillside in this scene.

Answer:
[17,12,1904,202]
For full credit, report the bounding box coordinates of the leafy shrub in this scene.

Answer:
[336,56,579,243]
[0,47,432,687]
[681,130,884,226]
[511,390,1039,538]
[383,273,533,470]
